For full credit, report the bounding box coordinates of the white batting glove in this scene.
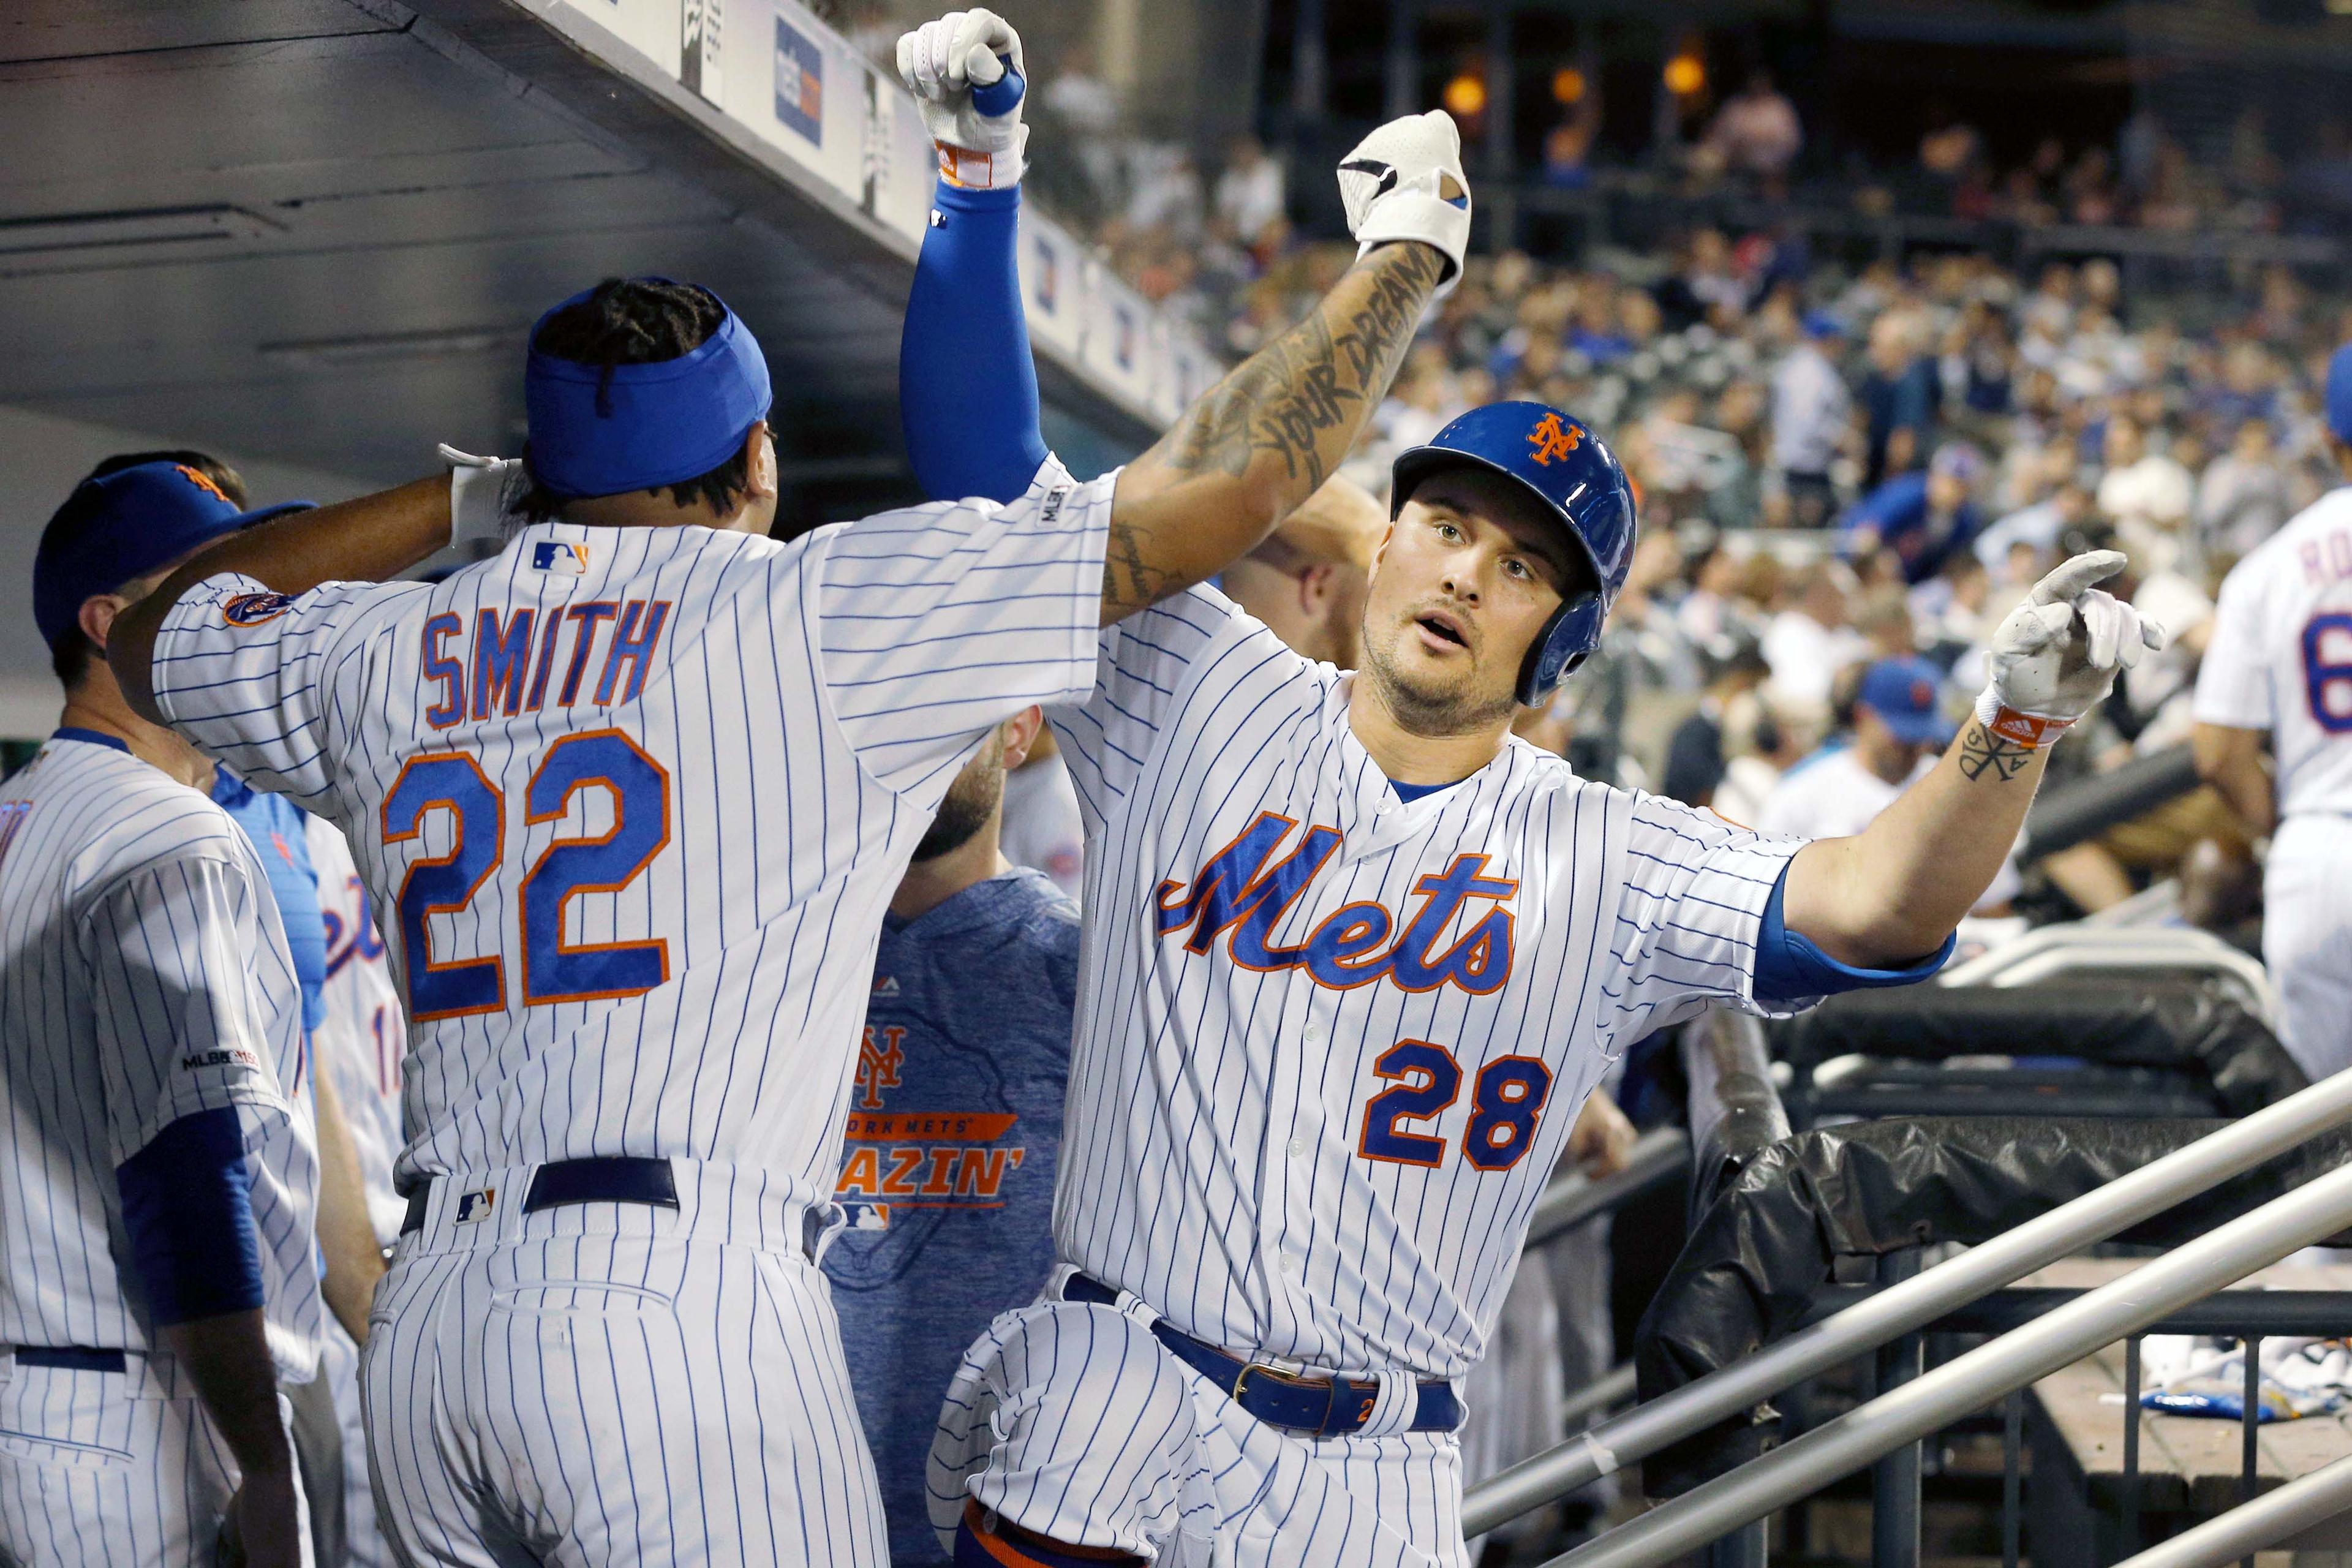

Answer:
[897,9,1027,190]
[1337,110,1472,298]
[440,443,530,551]
[1972,550,2168,749]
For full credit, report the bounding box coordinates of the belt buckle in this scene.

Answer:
[1227,1359,1300,1412]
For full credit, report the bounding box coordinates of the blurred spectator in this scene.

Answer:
[2196,417,2292,561]
[1841,442,1986,585]
[1771,311,1851,527]
[1215,135,1286,252]
[1860,311,1937,484]
[1760,657,1950,836]
[1764,560,1868,710]
[1662,639,1772,809]
[1702,71,1803,186]
[2096,413,2195,573]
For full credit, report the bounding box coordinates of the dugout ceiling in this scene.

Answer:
[0,0,1172,524]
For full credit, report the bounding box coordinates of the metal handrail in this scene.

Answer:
[2109,1453,2352,1568]
[1937,925,2277,1025]
[1547,1158,2352,1566]
[1520,1129,1690,1252]
[1457,1064,2352,1538]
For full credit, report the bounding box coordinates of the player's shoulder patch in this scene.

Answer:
[221,591,296,628]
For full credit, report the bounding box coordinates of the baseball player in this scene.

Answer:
[1,461,330,1568]
[304,814,408,1568]
[894,85,2165,1567]
[105,17,1458,1562]
[2193,342,2352,1082]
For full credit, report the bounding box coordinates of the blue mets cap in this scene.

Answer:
[1856,655,1955,747]
[33,462,310,650]
[2327,343,2352,447]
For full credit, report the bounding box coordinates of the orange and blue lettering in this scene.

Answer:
[472,608,537,720]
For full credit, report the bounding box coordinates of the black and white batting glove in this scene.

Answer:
[1973,549,2168,750]
[440,443,530,551]
[897,9,1027,190]
[1337,110,1472,299]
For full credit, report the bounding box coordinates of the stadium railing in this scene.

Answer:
[1460,1059,2352,1551]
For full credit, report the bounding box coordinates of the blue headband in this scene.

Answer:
[523,285,774,499]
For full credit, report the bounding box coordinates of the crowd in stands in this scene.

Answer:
[1322,235,2339,925]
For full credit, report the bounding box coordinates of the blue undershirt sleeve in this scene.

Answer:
[901,179,1049,504]
[1752,863,1954,1005]
[115,1106,265,1327]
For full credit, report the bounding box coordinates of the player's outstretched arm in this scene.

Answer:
[110,464,505,722]
[1782,551,2167,966]
[1099,111,1472,625]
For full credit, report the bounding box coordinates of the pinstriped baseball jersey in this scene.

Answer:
[146,462,1109,1218]
[2196,484,2352,818]
[0,733,323,1377]
[306,813,409,1247]
[1049,586,1807,1381]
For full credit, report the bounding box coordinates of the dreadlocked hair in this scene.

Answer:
[518,277,760,521]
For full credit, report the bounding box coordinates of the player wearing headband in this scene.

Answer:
[104,9,1463,1558]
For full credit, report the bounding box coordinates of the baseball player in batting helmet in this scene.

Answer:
[895,56,2169,1567]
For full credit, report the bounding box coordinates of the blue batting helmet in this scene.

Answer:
[1390,401,1638,703]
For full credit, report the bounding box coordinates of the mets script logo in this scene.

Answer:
[221,592,294,628]
[1526,412,1584,467]
[1155,812,1515,995]
[855,1024,905,1110]
[530,540,591,575]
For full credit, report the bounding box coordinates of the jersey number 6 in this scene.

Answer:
[382,730,673,1020]
[1357,1040,1554,1172]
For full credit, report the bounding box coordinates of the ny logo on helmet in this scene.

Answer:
[1526,412,1584,467]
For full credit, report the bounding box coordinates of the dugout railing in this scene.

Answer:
[1466,1030,2352,1566]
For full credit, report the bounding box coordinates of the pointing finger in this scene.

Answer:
[2029,549,2127,608]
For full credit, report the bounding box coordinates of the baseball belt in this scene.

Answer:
[1060,1274,1461,1437]
[399,1155,680,1236]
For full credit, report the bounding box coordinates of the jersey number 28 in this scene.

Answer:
[382,730,672,1019]
[1357,1040,1554,1172]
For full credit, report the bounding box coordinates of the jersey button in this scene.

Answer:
[1287,1137,1306,1158]
[1303,1019,1323,1043]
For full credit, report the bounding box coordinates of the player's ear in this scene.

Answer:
[77,594,124,655]
[1366,522,1396,584]
[744,421,778,502]
[1000,704,1044,770]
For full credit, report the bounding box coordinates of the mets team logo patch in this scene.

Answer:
[221,592,294,627]
[530,540,591,575]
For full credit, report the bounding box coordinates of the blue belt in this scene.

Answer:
[12,1346,125,1373]
[399,1156,680,1236]
[1060,1275,1461,1436]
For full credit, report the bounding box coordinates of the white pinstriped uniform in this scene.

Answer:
[0,733,322,1567]
[931,586,1809,1566]
[148,460,1110,1566]
[2196,485,2352,1080]
[304,815,405,1568]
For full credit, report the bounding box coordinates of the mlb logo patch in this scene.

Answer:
[453,1187,497,1225]
[221,592,294,628]
[844,1202,890,1233]
[530,540,592,575]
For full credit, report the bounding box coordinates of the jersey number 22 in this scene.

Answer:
[383,730,673,1019]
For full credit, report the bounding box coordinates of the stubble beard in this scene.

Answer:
[1360,624,1520,739]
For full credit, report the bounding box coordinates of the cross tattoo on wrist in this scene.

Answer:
[1957,723,2035,782]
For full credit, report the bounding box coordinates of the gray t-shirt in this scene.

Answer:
[824,867,1080,1564]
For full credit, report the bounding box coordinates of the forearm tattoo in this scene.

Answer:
[1155,242,1443,488]
[1956,722,2035,783]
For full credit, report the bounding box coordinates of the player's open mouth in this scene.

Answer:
[1415,610,1469,650]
